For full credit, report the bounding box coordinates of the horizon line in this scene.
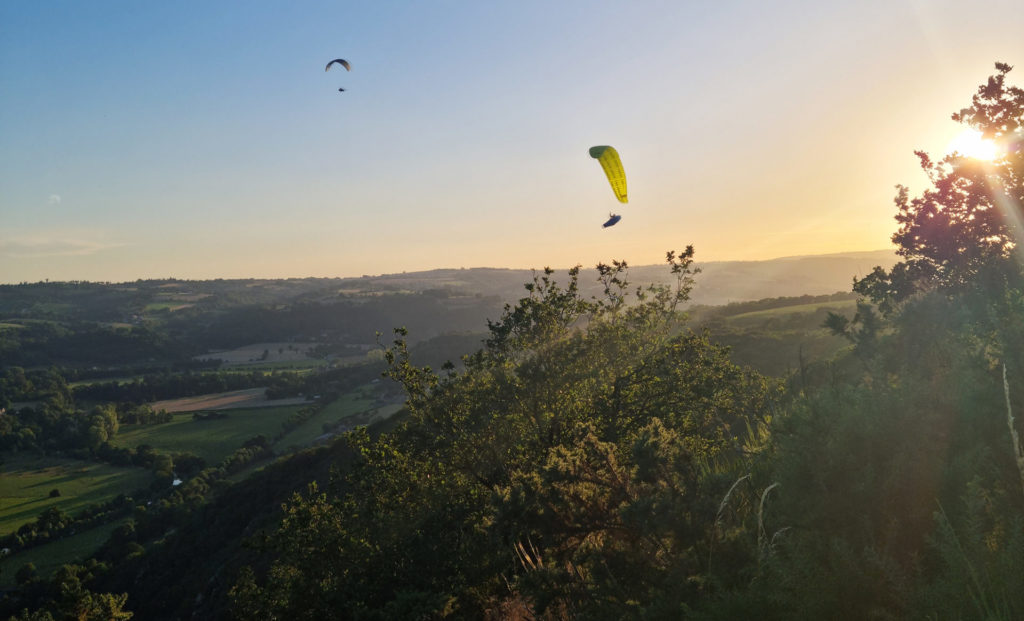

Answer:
[0,248,897,286]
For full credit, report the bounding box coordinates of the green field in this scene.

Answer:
[723,299,858,328]
[277,393,403,449]
[0,454,152,535]
[143,302,192,312]
[276,393,372,448]
[222,358,328,371]
[0,518,128,588]
[113,405,303,463]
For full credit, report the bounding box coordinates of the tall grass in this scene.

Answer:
[1002,363,1024,500]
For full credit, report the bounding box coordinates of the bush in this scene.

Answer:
[15,562,37,585]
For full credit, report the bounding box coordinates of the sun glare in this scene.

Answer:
[947,128,999,161]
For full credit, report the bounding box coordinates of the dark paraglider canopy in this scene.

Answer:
[602,214,622,228]
[326,59,351,93]
[325,59,351,72]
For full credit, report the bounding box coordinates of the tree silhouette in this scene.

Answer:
[856,62,1024,314]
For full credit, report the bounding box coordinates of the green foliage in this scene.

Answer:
[15,563,37,585]
[917,490,1024,620]
[5,563,133,620]
[824,300,882,361]
[236,248,780,619]
[735,63,1024,621]
[738,286,1024,618]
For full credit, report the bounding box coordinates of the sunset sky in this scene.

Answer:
[1,0,1022,283]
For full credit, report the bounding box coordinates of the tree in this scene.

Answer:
[756,63,1024,621]
[234,250,780,619]
[36,507,71,534]
[15,563,37,585]
[855,62,1024,315]
[49,565,134,620]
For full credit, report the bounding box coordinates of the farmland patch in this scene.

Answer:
[0,455,151,535]
[195,342,318,366]
[150,388,311,413]
[114,405,302,462]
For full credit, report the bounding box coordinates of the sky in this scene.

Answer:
[1,1,1022,283]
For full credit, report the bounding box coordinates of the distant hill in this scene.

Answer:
[0,250,897,354]
[337,249,898,307]
[686,249,897,305]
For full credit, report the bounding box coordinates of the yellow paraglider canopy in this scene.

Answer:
[589,146,627,203]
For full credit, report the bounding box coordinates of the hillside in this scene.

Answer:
[331,249,897,306]
[0,249,896,310]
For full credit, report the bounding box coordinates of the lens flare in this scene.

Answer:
[947,129,999,161]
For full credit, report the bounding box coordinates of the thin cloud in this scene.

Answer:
[48,194,61,205]
[0,237,127,258]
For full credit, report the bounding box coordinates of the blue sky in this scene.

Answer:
[1,1,1022,282]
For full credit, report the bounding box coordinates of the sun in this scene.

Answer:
[946,128,999,161]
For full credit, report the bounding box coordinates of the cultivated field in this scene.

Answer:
[195,342,317,365]
[114,405,303,462]
[143,302,194,312]
[0,455,152,535]
[276,392,400,448]
[218,358,330,372]
[0,518,129,588]
[150,388,312,413]
[722,298,859,329]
